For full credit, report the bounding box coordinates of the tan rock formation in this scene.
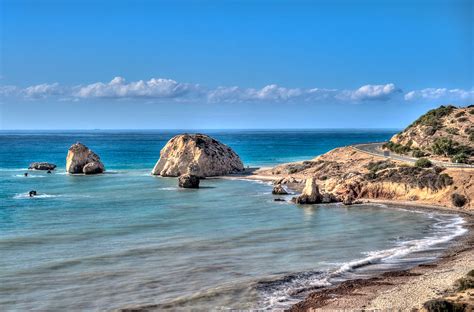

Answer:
[151,133,244,177]
[293,177,322,204]
[66,142,105,174]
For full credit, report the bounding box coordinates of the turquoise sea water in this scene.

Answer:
[0,130,467,310]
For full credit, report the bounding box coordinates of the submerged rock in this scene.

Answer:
[292,177,322,204]
[29,190,37,197]
[151,133,244,177]
[66,142,105,174]
[178,174,200,188]
[29,162,56,171]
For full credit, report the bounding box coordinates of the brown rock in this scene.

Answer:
[66,142,105,174]
[178,174,200,188]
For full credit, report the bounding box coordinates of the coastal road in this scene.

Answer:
[352,143,474,169]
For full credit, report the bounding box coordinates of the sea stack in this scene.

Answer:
[151,133,244,177]
[66,142,105,174]
[292,177,322,204]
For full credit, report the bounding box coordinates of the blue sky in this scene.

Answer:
[0,0,472,129]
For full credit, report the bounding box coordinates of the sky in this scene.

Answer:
[0,0,472,130]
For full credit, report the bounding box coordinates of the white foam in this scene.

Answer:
[259,212,467,309]
[13,193,60,199]
[14,174,45,178]
[157,187,178,191]
[0,168,29,172]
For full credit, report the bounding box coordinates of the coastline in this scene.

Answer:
[289,212,474,311]
[228,169,474,310]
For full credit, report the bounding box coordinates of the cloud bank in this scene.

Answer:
[1,76,471,104]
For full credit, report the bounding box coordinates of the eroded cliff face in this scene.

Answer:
[257,147,473,210]
[151,133,244,177]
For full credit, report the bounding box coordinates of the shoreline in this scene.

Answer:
[289,213,474,311]
[228,169,474,310]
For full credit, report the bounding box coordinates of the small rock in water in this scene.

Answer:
[272,184,288,195]
[274,198,286,202]
[28,162,57,171]
[178,174,200,188]
[47,170,52,174]
[29,190,37,197]
[24,172,28,177]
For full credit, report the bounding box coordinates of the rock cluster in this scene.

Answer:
[29,162,56,171]
[66,142,105,174]
[151,134,244,177]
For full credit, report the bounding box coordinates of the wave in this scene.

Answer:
[13,174,46,178]
[0,168,29,172]
[13,193,60,199]
[13,193,92,199]
[257,213,467,309]
[157,187,178,191]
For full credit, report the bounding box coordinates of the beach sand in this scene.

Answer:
[288,209,474,311]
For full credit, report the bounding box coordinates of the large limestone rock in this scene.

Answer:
[178,174,200,188]
[292,177,322,204]
[29,162,56,171]
[66,142,105,174]
[151,134,244,177]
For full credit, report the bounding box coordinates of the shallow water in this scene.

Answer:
[0,130,467,310]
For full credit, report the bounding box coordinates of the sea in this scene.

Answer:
[0,130,468,310]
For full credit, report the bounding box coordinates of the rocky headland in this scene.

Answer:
[244,105,473,211]
[66,142,105,174]
[151,133,244,178]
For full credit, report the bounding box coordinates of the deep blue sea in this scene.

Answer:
[0,130,467,310]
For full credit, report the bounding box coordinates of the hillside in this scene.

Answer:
[386,105,474,164]
[247,105,474,210]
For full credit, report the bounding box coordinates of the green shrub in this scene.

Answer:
[467,270,474,277]
[412,149,429,158]
[407,105,455,129]
[424,127,437,136]
[451,193,467,207]
[455,276,474,291]
[423,299,466,312]
[445,127,459,135]
[366,160,396,172]
[458,117,468,122]
[451,152,469,164]
[469,109,474,115]
[415,158,432,168]
[431,138,458,156]
[383,141,412,155]
[454,111,466,118]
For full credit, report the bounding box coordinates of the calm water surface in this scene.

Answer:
[0,130,467,310]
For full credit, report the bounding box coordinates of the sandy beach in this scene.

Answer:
[229,167,474,310]
[288,207,473,311]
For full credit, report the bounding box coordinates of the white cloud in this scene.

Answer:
[346,83,401,101]
[0,85,19,97]
[404,88,474,101]
[74,76,202,99]
[0,78,403,103]
[23,83,63,98]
